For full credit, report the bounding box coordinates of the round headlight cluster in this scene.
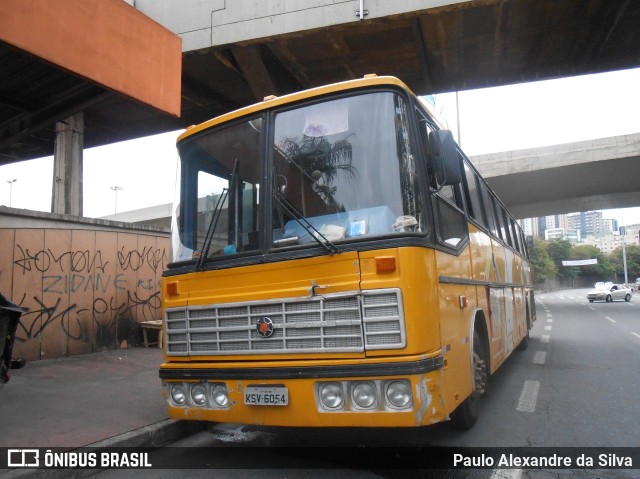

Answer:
[351,381,377,409]
[385,380,412,409]
[211,383,229,407]
[170,383,187,405]
[319,382,344,409]
[190,384,207,406]
[168,382,228,408]
[316,379,413,412]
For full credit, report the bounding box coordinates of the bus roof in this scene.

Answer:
[177,75,432,143]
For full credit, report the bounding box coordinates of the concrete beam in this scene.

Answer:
[134,0,468,51]
[0,0,182,116]
[470,133,640,219]
[471,134,640,177]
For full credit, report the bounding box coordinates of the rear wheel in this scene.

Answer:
[625,294,631,302]
[450,327,488,430]
[606,295,613,303]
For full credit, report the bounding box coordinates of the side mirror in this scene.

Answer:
[429,129,461,188]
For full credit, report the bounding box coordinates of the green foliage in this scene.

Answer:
[546,239,578,279]
[609,245,640,282]
[528,238,639,284]
[572,244,615,280]
[529,238,557,283]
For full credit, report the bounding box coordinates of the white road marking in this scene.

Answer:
[541,335,550,343]
[516,380,540,413]
[589,307,595,311]
[632,332,640,340]
[546,318,553,323]
[544,325,552,331]
[533,351,547,365]
[605,317,616,323]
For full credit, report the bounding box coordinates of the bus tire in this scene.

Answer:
[450,327,488,430]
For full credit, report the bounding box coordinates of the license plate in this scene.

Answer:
[244,386,289,406]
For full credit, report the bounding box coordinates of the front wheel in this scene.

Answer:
[625,294,631,302]
[450,327,488,430]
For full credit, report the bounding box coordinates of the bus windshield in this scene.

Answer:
[172,91,427,263]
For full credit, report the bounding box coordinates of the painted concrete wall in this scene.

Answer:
[0,208,170,361]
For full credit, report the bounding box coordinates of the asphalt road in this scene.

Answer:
[96,288,640,478]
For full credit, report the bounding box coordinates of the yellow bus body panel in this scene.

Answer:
[161,239,531,427]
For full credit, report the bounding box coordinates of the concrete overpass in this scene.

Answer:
[1,0,640,219]
[2,0,640,164]
[471,132,640,219]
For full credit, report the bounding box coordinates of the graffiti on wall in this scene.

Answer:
[3,230,169,360]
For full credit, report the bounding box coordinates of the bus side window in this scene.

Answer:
[463,161,484,226]
[500,207,514,248]
[433,194,468,248]
[416,111,437,190]
[509,217,521,254]
[479,181,498,238]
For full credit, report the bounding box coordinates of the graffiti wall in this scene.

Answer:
[0,225,170,361]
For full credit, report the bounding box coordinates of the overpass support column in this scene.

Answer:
[51,112,84,216]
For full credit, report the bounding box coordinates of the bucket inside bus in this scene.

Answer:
[0,292,26,385]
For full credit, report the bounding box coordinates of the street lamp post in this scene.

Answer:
[110,186,124,214]
[620,226,629,286]
[6,179,17,207]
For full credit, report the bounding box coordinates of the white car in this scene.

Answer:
[587,284,632,303]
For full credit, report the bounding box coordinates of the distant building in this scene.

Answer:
[584,229,640,254]
[524,211,618,240]
[566,211,615,237]
[518,218,538,238]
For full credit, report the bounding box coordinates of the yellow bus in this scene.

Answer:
[160,75,536,430]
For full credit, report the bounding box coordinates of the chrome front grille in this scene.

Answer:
[164,289,405,356]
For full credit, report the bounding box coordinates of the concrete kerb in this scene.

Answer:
[88,419,207,449]
[1,420,208,479]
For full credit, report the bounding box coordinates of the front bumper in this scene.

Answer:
[159,356,446,428]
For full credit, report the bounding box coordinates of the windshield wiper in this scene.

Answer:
[272,191,341,255]
[196,159,239,271]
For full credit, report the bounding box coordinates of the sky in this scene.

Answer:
[1,67,640,224]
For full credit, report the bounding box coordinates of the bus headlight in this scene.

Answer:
[170,383,187,405]
[211,383,229,407]
[190,383,207,406]
[319,382,344,409]
[352,381,377,409]
[385,380,412,409]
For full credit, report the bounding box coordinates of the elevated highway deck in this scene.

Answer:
[471,133,640,219]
